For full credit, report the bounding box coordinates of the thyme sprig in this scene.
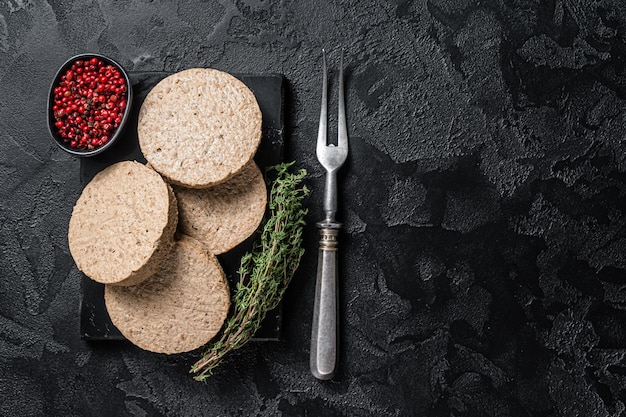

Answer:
[191,162,309,381]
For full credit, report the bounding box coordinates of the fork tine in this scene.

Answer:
[317,49,328,155]
[337,48,347,151]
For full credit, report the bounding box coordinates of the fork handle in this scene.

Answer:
[310,222,340,380]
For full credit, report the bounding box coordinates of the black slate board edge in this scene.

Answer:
[79,71,286,343]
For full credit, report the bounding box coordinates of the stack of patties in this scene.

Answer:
[68,69,267,354]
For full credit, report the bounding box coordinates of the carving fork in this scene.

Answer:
[310,49,348,380]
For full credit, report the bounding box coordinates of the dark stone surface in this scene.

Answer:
[2,0,626,416]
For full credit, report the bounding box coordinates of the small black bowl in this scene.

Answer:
[47,53,133,157]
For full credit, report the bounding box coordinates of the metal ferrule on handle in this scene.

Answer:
[310,221,341,380]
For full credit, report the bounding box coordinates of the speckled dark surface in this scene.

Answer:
[2,0,626,416]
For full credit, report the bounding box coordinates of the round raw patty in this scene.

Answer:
[137,68,262,188]
[173,160,267,255]
[104,235,230,354]
[68,161,177,286]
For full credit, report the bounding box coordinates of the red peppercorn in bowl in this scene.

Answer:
[47,54,133,156]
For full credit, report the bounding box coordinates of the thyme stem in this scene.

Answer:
[190,162,309,381]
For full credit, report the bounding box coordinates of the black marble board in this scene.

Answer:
[79,71,285,342]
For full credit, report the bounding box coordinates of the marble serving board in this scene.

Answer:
[79,71,285,342]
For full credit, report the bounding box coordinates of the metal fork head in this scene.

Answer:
[316,49,348,173]
[316,49,348,221]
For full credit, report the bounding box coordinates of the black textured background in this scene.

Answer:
[2,1,626,416]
